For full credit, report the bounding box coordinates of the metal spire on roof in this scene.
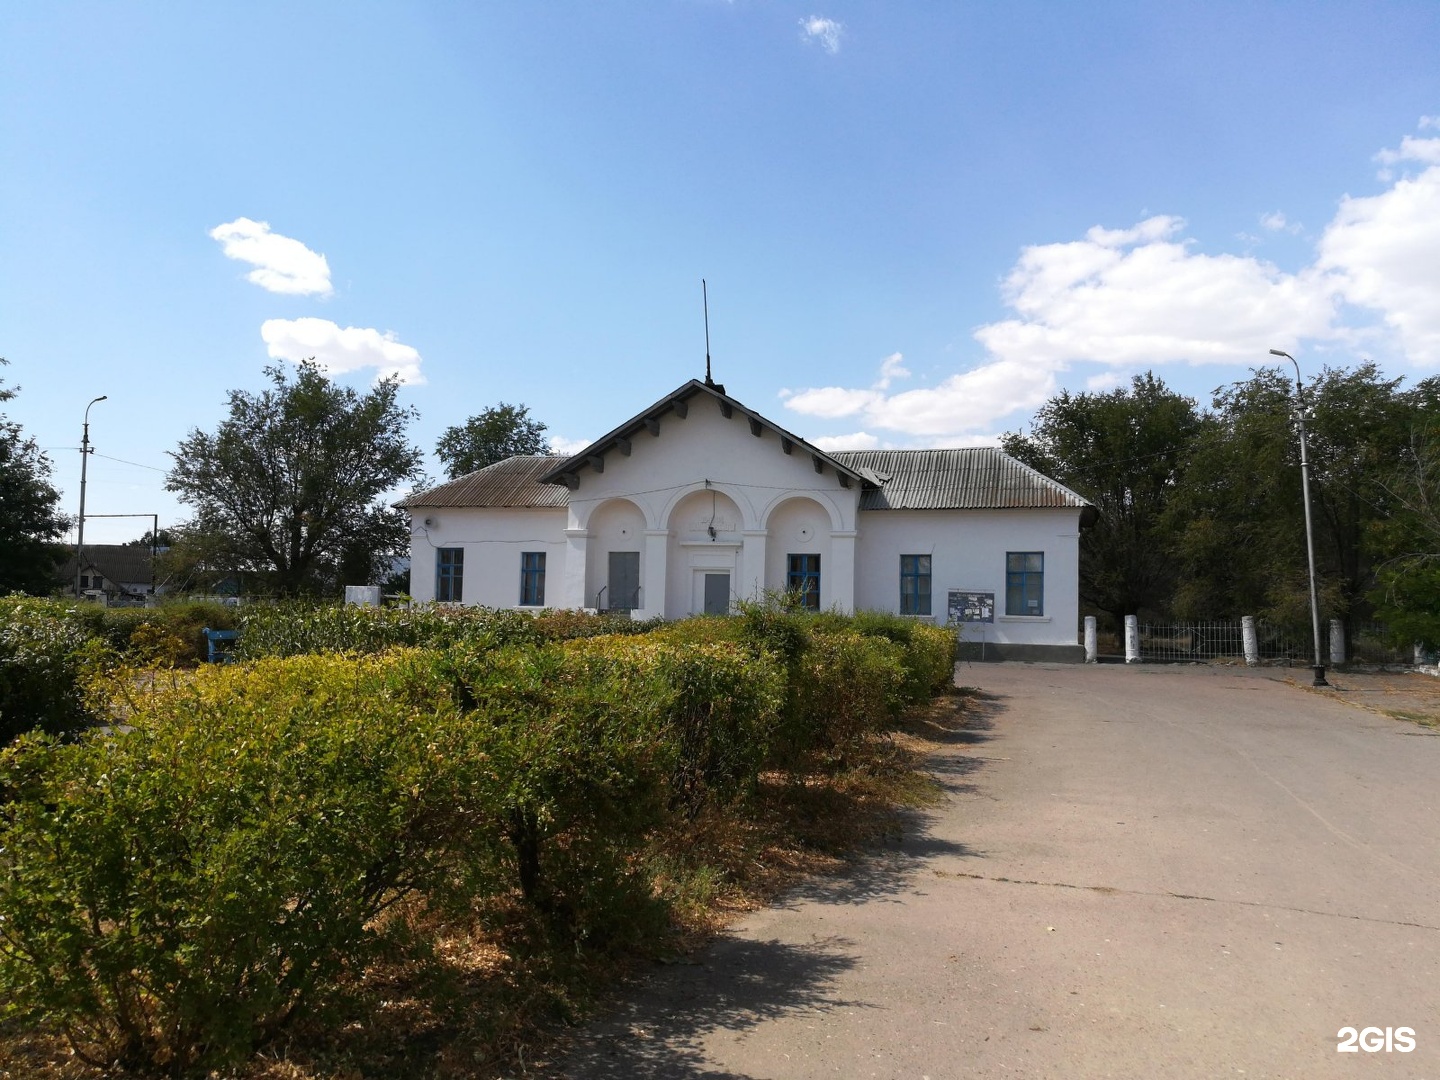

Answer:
[703,279,715,388]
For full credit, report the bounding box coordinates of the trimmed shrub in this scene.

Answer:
[0,597,111,743]
[0,650,498,1074]
[789,631,908,761]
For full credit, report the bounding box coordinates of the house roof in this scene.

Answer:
[828,449,1096,522]
[397,455,571,510]
[536,379,873,492]
[58,544,156,586]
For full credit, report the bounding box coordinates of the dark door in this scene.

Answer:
[608,551,640,611]
[703,572,731,615]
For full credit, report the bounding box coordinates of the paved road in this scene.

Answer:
[550,664,1440,1079]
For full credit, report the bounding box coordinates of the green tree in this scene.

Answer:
[1169,362,1412,625]
[435,402,550,478]
[0,359,70,594]
[1367,378,1440,647]
[165,362,424,596]
[1002,372,1204,622]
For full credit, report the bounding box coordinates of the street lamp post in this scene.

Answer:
[75,395,108,599]
[1269,350,1328,687]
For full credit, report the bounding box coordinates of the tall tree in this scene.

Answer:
[0,359,70,594]
[1366,377,1440,647]
[1169,362,1412,625]
[435,403,550,478]
[1003,372,1204,622]
[166,362,424,596]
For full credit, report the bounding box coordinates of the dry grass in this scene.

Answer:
[0,690,971,1080]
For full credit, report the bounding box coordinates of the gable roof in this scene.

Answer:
[537,379,873,492]
[58,544,156,586]
[829,449,1095,522]
[397,455,570,510]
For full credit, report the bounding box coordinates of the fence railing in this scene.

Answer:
[1135,621,1304,663]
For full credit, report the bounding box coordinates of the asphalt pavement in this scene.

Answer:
[548,663,1440,1080]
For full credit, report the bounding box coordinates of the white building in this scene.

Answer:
[400,379,1095,660]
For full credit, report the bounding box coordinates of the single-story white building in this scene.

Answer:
[399,379,1095,660]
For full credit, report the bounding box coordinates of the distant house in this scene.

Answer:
[398,379,1095,660]
[58,544,159,603]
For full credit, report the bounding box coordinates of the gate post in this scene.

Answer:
[1124,615,1140,664]
[1329,619,1345,667]
[1241,615,1260,667]
[1084,616,1098,663]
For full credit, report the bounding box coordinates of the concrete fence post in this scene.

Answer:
[1084,616,1098,663]
[1124,615,1140,664]
[1241,615,1259,667]
[1329,619,1345,667]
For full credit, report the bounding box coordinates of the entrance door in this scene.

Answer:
[703,572,731,615]
[608,551,640,611]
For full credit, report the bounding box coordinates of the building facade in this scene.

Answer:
[400,380,1094,659]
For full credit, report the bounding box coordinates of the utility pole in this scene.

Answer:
[75,395,107,599]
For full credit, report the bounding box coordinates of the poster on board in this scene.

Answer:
[948,590,995,624]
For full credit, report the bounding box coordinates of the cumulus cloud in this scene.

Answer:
[260,317,424,385]
[547,435,593,457]
[799,15,843,54]
[1260,211,1303,234]
[210,217,333,296]
[1317,151,1440,365]
[810,432,880,452]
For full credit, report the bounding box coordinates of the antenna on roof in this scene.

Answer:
[702,279,715,388]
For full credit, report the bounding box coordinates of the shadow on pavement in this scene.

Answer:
[547,935,871,1079]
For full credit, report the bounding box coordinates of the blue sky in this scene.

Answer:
[3,2,1439,544]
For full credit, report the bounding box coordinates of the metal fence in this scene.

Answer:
[1117,619,1413,665]
[1135,621,1306,663]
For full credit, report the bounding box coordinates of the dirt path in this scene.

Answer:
[547,663,1440,1079]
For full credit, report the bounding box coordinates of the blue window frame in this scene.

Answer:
[435,548,464,603]
[520,551,546,606]
[900,554,932,616]
[787,554,821,611]
[1006,552,1044,616]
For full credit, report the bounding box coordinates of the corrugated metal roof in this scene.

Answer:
[829,449,1093,513]
[396,456,571,509]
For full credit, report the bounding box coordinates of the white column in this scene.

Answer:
[1084,616,1097,663]
[740,529,768,604]
[636,529,669,620]
[1242,615,1260,667]
[1124,615,1140,664]
[828,530,857,614]
[561,528,589,610]
[1329,618,1345,667]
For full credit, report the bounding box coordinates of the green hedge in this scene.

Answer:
[0,597,112,743]
[0,650,495,1074]
[235,601,657,660]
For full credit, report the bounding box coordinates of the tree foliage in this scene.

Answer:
[0,359,70,595]
[165,362,424,596]
[435,402,550,478]
[1002,372,1204,621]
[1168,363,1413,625]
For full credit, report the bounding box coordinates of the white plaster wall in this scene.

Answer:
[852,507,1084,647]
[566,399,857,533]
[764,497,835,607]
[407,507,568,607]
[665,488,745,618]
[583,498,646,609]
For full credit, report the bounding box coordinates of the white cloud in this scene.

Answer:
[799,15,843,54]
[780,121,1440,440]
[875,351,909,388]
[1259,210,1302,234]
[548,435,592,457]
[1317,159,1440,365]
[210,217,333,296]
[810,431,880,452]
[260,317,424,384]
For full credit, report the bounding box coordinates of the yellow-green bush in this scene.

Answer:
[0,650,498,1074]
[0,596,113,743]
